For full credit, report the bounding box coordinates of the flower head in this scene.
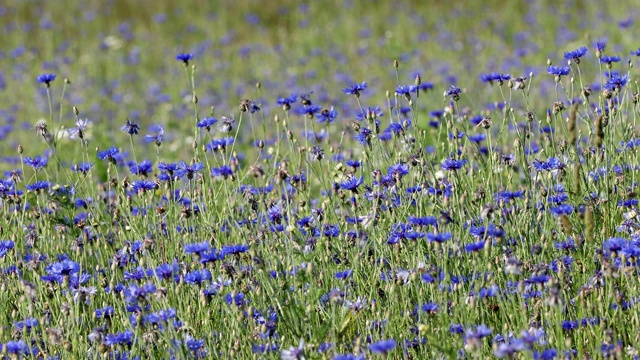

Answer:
[121,120,140,135]
[547,65,570,79]
[37,73,56,87]
[343,82,368,97]
[176,53,194,65]
[563,46,587,63]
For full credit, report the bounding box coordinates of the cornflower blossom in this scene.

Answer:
[143,124,164,145]
[441,158,467,171]
[37,73,56,87]
[121,120,140,135]
[277,94,297,110]
[175,53,193,65]
[547,66,570,80]
[563,46,587,63]
[68,118,89,139]
[343,81,368,97]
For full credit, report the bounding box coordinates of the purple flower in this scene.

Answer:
[335,269,352,280]
[176,53,193,65]
[563,46,587,63]
[277,94,297,110]
[211,165,234,179]
[603,237,628,252]
[600,55,621,65]
[24,155,48,170]
[37,73,56,86]
[445,85,461,99]
[441,158,467,171]
[26,180,50,192]
[143,124,164,145]
[343,82,368,96]
[368,339,396,354]
[121,120,140,135]
[339,176,364,192]
[131,179,156,193]
[547,65,570,78]
[316,107,338,123]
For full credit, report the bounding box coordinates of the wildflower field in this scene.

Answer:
[3,0,640,358]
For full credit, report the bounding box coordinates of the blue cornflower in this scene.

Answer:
[131,179,156,193]
[26,180,50,192]
[604,74,628,91]
[494,339,525,358]
[343,82,368,97]
[495,190,524,202]
[631,48,640,56]
[368,339,396,354]
[441,158,467,171]
[600,55,621,65]
[176,162,204,180]
[407,216,437,227]
[334,354,365,360]
[97,146,119,163]
[421,302,439,313]
[103,329,134,346]
[563,46,588,63]
[185,337,205,352]
[445,85,461,100]
[345,160,361,169]
[72,162,93,174]
[339,176,364,192]
[5,340,27,354]
[176,53,194,65]
[480,73,511,85]
[206,137,234,152]
[211,165,234,179]
[121,120,140,135]
[184,269,212,285]
[277,94,297,110]
[561,320,578,331]
[426,232,451,243]
[549,204,573,217]
[68,118,89,139]
[547,65,570,79]
[465,241,485,252]
[468,133,486,143]
[387,122,404,135]
[395,84,417,99]
[354,127,372,146]
[298,104,321,117]
[316,107,338,123]
[24,155,48,170]
[603,237,628,252]
[129,159,153,177]
[335,269,352,280]
[595,41,607,54]
[356,106,383,122]
[94,306,115,319]
[143,124,164,145]
[36,73,56,86]
[388,163,409,178]
[221,244,248,256]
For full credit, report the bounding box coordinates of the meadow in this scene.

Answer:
[1,0,640,358]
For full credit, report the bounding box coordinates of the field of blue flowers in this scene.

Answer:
[2,0,640,358]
